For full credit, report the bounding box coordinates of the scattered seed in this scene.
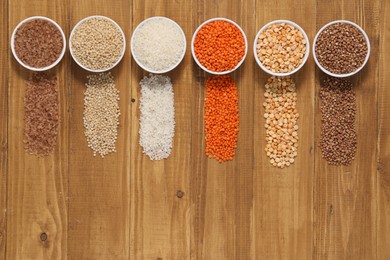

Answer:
[139,74,175,160]
[24,73,59,155]
[205,75,239,162]
[320,76,357,165]
[83,72,120,157]
[263,76,299,168]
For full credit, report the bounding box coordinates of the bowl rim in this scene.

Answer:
[312,20,371,78]
[130,16,187,74]
[69,15,126,73]
[191,17,248,75]
[253,19,310,77]
[11,16,67,72]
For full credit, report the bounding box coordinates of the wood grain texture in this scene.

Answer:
[130,1,191,259]
[377,0,390,259]
[1,0,388,259]
[67,1,131,259]
[314,0,380,259]
[6,0,69,259]
[0,0,8,257]
[253,1,315,259]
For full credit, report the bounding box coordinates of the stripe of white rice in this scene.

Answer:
[139,74,175,160]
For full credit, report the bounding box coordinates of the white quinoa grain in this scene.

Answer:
[83,72,120,157]
[71,17,124,71]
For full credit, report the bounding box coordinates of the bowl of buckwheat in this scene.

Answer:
[313,20,370,78]
[254,20,310,76]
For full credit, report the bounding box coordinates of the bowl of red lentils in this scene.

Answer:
[11,16,66,71]
[254,20,309,76]
[192,18,248,75]
[313,20,370,78]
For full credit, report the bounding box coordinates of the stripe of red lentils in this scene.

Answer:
[205,75,239,162]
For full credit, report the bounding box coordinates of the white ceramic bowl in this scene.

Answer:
[130,16,186,74]
[69,15,126,73]
[254,20,310,77]
[191,18,248,75]
[313,20,370,78]
[11,16,66,71]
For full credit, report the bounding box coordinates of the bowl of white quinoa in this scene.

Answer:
[131,16,186,74]
[69,15,126,72]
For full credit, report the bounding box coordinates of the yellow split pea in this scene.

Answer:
[256,23,306,73]
[263,76,299,168]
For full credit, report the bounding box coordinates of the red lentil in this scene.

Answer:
[194,20,245,72]
[205,76,239,162]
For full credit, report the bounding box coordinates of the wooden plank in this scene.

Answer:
[190,1,255,259]
[0,0,8,257]
[2,0,388,259]
[377,1,390,259]
[252,1,315,259]
[313,0,380,259]
[129,1,192,259]
[67,1,131,259]
[6,0,69,259]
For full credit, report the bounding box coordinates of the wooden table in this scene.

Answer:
[0,0,389,259]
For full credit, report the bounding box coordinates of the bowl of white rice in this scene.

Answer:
[131,16,187,74]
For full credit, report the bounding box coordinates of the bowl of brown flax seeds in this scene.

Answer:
[11,16,66,71]
[313,20,370,77]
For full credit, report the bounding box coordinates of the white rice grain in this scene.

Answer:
[139,74,175,160]
[132,18,185,72]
